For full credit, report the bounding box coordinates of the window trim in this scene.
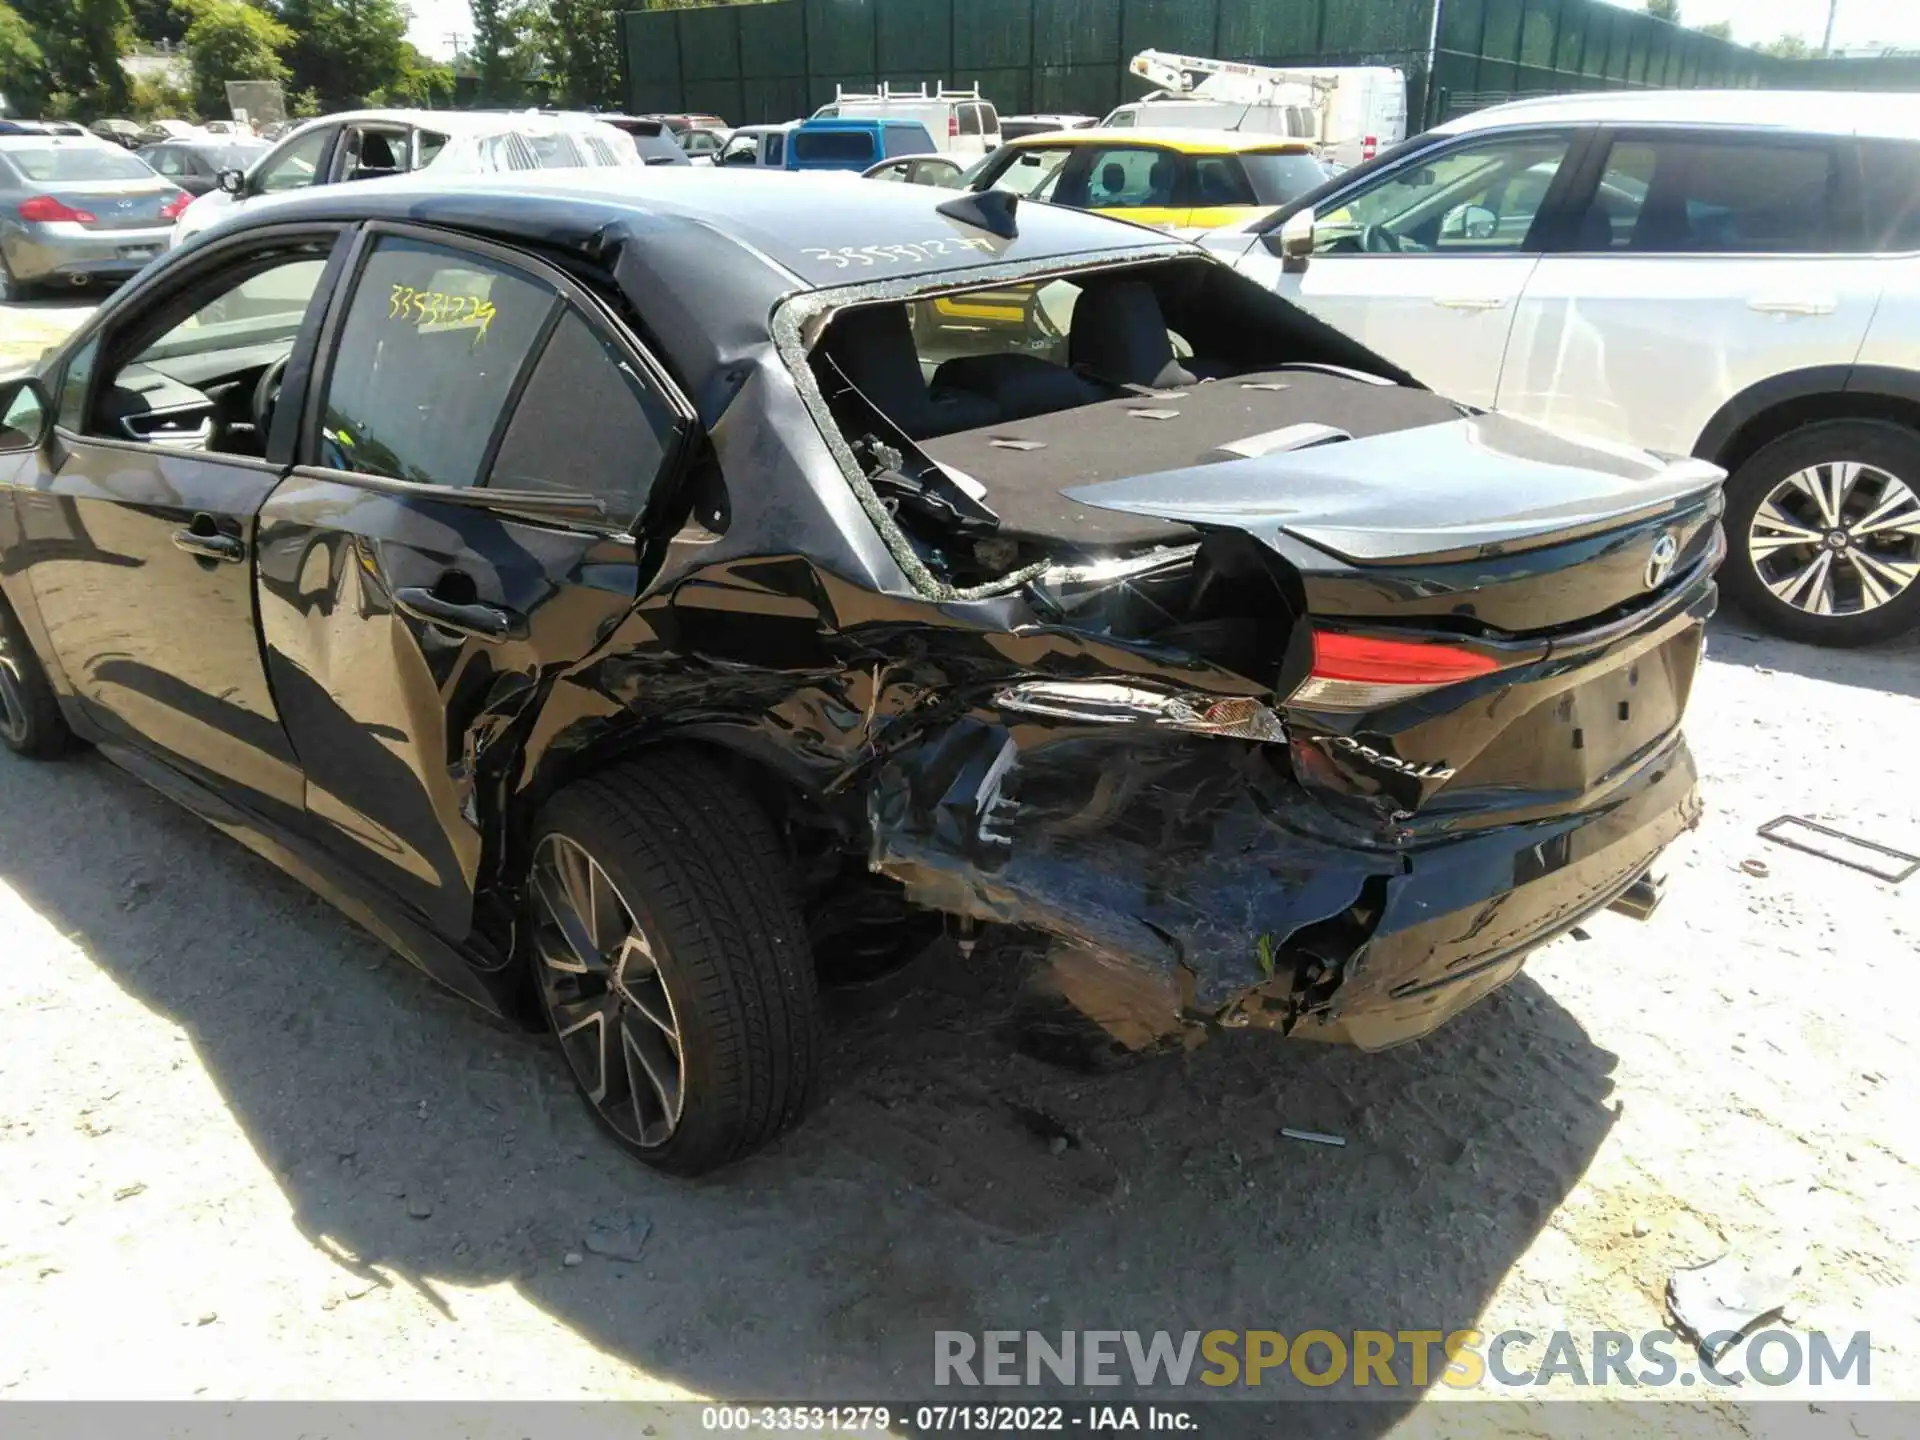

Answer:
[1291,124,1594,259]
[48,221,352,472]
[299,220,697,534]
[248,124,339,199]
[1541,123,1861,259]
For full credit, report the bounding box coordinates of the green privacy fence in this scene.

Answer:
[618,0,1774,129]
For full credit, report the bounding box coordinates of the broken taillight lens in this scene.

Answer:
[1287,629,1500,712]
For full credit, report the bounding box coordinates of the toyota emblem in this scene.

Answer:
[1645,532,1680,589]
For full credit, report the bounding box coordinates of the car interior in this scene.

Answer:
[806,256,1464,581]
[84,250,328,457]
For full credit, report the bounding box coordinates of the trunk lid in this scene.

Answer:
[1066,411,1721,577]
[40,183,178,231]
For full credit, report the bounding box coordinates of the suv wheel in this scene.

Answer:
[0,600,75,758]
[527,756,821,1175]
[1721,419,1920,647]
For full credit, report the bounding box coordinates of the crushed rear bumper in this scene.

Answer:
[869,719,1700,1053]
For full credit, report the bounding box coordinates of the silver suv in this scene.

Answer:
[1214,90,1920,647]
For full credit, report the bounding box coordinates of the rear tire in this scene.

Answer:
[1720,419,1920,647]
[0,599,76,759]
[526,754,821,1176]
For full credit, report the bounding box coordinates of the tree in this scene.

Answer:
[1759,33,1814,60]
[127,0,187,48]
[178,0,289,117]
[537,0,621,107]
[276,0,410,110]
[1645,0,1680,22]
[12,0,133,113]
[1696,21,1733,42]
[367,42,455,108]
[0,2,48,114]
[468,0,540,104]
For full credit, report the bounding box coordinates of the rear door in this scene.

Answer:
[20,226,346,820]
[1501,125,1881,453]
[1231,126,1584,408]
[259,225,692,938]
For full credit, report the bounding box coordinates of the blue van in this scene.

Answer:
[785,118,936,172]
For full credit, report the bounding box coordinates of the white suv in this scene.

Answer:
[1209,90,1920,647]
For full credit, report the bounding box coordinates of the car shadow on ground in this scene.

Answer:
[0,750,1623,1431]
[1705,612,1920,700]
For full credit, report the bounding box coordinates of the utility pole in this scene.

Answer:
[1822,0,1839,57]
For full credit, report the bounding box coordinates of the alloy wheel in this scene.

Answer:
[1747,461,1920,617]
[0,633,30,745]
[530,833,685,1149]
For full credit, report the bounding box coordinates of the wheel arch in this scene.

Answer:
[1694,365,1920,478]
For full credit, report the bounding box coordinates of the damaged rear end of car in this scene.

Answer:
[765,224,1723,1056]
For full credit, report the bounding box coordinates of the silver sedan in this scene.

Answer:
[0,137,189,300]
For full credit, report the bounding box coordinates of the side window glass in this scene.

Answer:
[56,337,100,432]
[766,133,784,166]
[412,130,449,170]
[1192,156,1254,207]
[1860,139,1920,253]
[872,161,908,183]
[256,128,330,194]
[1587,138,1838,254]
[317,237,556,487]
[1078,147,1178,208]
[1318,133,1571,254]
[489,309,679,522]
[84,250,327,451]
[146,147,181,176]
[988,146,1070,199]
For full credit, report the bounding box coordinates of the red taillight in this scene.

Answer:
[1290,629,1500,712]
[18,196,97,223]
[1310,630,1498,685]
[948,114,959,137]
[1362,135,1378,160]
[160,191,192,221]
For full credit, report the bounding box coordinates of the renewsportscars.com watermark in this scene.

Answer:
[934,1328,1873,1392]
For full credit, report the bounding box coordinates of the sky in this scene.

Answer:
[402,0,1920,64]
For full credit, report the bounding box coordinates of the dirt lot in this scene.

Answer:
[1,608,1914,1429]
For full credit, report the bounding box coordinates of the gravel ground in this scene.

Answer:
[1,613,1914,1430]
[0,297,95,376]
[1,296,1915,1430]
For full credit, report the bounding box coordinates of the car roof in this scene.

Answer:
[1439,89,1920,142]
[215,166,1170,292]
[1006,126,1315,154]
[800,117,933,131]
[204,168,1177,414]
[282,108,624,139]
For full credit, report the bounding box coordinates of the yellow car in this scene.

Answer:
[960,127,1329,232]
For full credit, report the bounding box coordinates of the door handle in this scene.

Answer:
[1747,296,1836,316]
[1433,295,1508,310]
[394,586,527,643]
[172,517,245,563]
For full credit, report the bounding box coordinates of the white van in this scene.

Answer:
[1104,57,1407,170]
[811,83,1001,157]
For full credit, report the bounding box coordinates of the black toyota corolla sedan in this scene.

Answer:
[0,170,1722,1174]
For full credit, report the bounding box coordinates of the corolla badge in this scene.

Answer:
[1328,734,1456,782]
[1645,532,1680,589]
